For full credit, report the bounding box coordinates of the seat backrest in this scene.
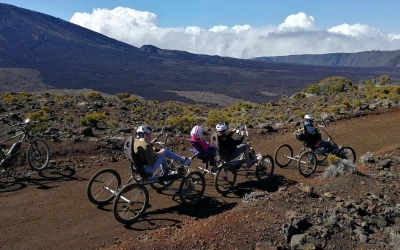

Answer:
[123,136,152,178]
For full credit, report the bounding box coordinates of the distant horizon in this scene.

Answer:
[1,0,400,59]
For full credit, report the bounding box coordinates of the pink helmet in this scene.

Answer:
[191,125,203,138]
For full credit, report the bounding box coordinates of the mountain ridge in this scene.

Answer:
[253,50,400,67]
[1,3,400,105]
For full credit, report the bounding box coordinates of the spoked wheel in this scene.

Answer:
[256,155,274,182]
[297,151,318,177]
[87,169,121,205]
[113,183,149,224]
[27,139,51,171]
[316,153,328,163]
[337,146,356,163]
[274,144,293,168]
[150,160,178,191]
[178,171,206,206]
[214,165,237,195]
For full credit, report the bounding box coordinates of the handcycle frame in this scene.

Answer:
[196,123,274,195]
[274,120,356,177]
[0,118,51,172]
[87,131,206,225]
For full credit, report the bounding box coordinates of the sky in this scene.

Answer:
[2,0,400,59]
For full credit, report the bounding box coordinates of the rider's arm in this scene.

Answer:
[144,143,157,166]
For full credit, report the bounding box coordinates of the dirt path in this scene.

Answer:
[0,110,399,250]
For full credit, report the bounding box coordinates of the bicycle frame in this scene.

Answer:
[0,121,33,165]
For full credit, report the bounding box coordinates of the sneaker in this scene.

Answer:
[180,157,192,166]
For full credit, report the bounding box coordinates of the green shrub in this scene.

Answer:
[165,114,198,132]
[80,112,107,127]
[106,119,119,129]
[116,92,130,100]
[86,91,103,100]
[1,92,17,103]
[122,97,137,105]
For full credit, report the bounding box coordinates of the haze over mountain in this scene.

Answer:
[253,50,400,67]
[1,3,400,105]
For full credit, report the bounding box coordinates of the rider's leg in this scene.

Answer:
[144,155,166,175]
[319,140,334,153]
[231,144,250,166]
[159,149,192,165]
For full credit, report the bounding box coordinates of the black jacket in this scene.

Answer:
[217,131,244,158]
[303,123,321,147]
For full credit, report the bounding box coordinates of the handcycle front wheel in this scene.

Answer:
[337,146,356,163]
[214,165,237,195]
[179,171,206,206]
[113,183,149,224]
[255,155,274,182]
[27,139,51,171]
[297,151,318,178]
[87,168,121,206]
[274,144,293,168]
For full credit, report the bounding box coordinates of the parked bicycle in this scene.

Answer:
[87,130,205,225]
[0,118,51,173]
[208,123,274,195]
[274,120,356,177]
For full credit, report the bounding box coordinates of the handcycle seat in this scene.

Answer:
[124,136,153,179]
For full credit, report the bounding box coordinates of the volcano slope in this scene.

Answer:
[0,109,399,250]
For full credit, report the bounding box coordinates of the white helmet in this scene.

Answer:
[191,125,203,138]
[136,125,153,137]
[304,114,315,126]
[215,122,228,132]
[304,114,315,121]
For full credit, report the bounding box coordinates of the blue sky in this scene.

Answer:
[2,0,400,58]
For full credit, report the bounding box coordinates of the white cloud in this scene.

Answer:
[278,12,315,30]
[70,7,400,59]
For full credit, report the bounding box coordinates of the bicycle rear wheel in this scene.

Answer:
[274,144,293,168]
[179,171,206,206]
[297,151,317,177]
[87,169,121,205]
[113,183,149,224]
[214,165,237,195]
[27,139,50,171]
[255,155,274,182]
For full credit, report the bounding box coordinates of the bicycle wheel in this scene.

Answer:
[150,160,177,191]
[337,146,356,163]
[179,171,206,206]
[27,139,50,171]
[113,183,149,224]
[316,153,328,163]
[214,165,237,195]
[87,169,121,205]
[274,144,293,168]
[297,151,317,178]
[255,155,274,182]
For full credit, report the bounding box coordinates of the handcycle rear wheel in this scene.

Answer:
[274,144,293,168]
[255,155,274,182]
[337,146,356,163]
[214,165,237,195]
[27,139,51,171]
[87,168,121,205]
[178,171,206,206]
[297,151,318,177]
[113,183,149,224]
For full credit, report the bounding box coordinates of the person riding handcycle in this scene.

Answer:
[215,122,253,168]
[134,125,192,176]
[189,125,218,172]
[299,114,336,154]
